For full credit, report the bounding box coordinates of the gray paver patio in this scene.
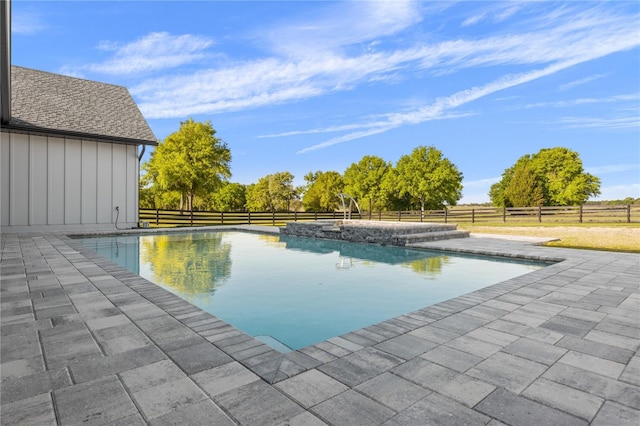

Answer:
[1,227,639,425]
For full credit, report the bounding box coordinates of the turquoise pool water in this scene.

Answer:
[76,231,545,351]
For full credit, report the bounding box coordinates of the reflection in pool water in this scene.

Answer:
[76,231,545,351]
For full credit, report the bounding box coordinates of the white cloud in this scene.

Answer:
[259,112,474,140]
[109,2,638,136]
[12,11,46,35]
[559,74,607,91]
[494,5,525,23]
[519,95,640,130]
[591,183,640,200]
[523,94,638,109]
[297,56,622,153]
[556,115,639,130]
[459,176,501,204]
[461,13,487,27]
[586,164,640,175]
[264,0,423,58]
[461,2,527,27]
[72,32,214,75]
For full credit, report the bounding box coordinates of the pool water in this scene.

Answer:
[76,231,545,351]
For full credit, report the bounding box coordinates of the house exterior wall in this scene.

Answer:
[1,131,139,232]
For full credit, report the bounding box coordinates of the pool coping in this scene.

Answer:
[2,226,639,425]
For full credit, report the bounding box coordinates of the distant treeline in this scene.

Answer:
[461,198,639,208]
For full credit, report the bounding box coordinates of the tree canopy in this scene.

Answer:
[490,147,601,207]
[387,146,463,212]
[343,155,391,216]
[302,171,344,211]
[143,119,231,211]
[208,182,247,212]
[245,171,297,211]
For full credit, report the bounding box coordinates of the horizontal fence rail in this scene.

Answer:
[139,204,638,228]
[138,209,361,227]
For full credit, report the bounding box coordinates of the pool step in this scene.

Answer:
[396,230,470,245]
[389,224,458,235]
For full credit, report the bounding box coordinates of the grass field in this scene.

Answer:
[458,223,640,253]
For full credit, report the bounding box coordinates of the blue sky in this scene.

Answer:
[11,0,640,203]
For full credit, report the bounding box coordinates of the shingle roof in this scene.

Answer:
[7,66,156,145]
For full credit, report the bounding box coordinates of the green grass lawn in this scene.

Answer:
[458,222,640,253]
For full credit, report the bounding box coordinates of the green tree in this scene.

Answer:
[302,171,344,211]
[245,171,297,211]
[490,147,601,207]
[143,119,231,211]
[343,155,391,217]
[380,168,417,211]
[209,183,247,211]
[503,163,545,207]
[139,172,181,209]
[390,146,463,213]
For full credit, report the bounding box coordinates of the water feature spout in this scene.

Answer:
[337,193,361,219]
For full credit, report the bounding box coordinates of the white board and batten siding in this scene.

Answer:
[1,132,139,232]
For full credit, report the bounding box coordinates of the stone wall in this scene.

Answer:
[280,220,464,246]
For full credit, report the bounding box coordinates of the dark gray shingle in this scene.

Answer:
[9,66,156,144]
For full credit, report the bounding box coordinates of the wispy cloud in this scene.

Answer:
[523,94,638,109]
[264,0,423,58]
[66,32,214,75]
[461,13,487,27]
[297,56,631,153]
[586,164,640,175]
[12,11,46,35]
[260,111,474,139]
[556,114,639,130]
[461,2,527,27]
[55,0,632,154]
[559,74,607,91]
[132,3,638,122]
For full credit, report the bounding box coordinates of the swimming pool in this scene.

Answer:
[76,231,546,351]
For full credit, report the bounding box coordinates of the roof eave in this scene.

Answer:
[1,123,158,146]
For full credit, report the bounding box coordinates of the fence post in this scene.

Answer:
[333,211,336,219]
[502,207,506,223]
[398,211,402,222]
[248,211,251,225]
[627,204,631,223]
[272,211,275,226]
[314,211,318,220]
[472,209,475,224]
[579,205,583,223]
[221,211,224,225]
[294,211,297,222]
[190,210,193,226]
[444,208,448,223]
[538,206,542,223]
[379,211,382,221]
[155,209,159,226]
